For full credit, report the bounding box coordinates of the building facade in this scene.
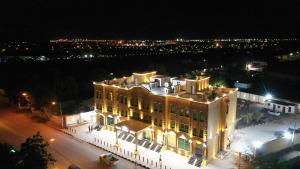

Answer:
[94,71,237,164]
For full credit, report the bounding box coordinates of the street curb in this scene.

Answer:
[86,141,150,169]
[46,123,149,169]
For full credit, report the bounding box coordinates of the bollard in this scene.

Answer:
[143,157,144,162]
[139,155,140,160]
[165,165,167,169]
[156,162,157,167]
[151,160,153,165]
[147,159,148,164]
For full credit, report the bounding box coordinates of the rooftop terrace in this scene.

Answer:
[94,71,237,103]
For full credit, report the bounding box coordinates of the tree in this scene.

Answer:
[18,132,55,169]
[0,143,18,169]
[211,76,227,87]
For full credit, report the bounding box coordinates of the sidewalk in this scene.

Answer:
[62,123,237,169]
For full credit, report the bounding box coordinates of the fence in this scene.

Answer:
[64,128,172,169]
[237,91,265,104]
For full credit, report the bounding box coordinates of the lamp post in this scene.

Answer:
[284,124,296,149]
[52,101,63,128]
[19,92,32,109]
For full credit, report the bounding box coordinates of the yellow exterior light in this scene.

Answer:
[140,113,143,119]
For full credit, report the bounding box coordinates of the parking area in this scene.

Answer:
[236,99,295,129]
[231,100,300,154]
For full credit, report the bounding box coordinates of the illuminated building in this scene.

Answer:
[94,71,237,164]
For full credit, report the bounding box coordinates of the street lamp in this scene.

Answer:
[284,131,293,140]
[51,101,64,128]
[252,140,262,157]
[265,93,272,100]
[22,92,27,96]
[284,130,295,148]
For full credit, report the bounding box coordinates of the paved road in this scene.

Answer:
[0,108,143,169]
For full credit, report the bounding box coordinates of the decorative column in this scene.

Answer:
[114,126,119,149]
[135,132,139,155]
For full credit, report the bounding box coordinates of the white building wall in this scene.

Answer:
[207,100,221,161]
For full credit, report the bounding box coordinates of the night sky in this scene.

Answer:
[1,1,300,40]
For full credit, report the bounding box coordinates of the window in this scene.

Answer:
[288,107,292,112]
[143,115,152,124]
[124,96,127,105]
[193,128,198,136]
[121,110,127,117]
[178,138,190,151]
[107,117,114,125]
[119,95,124,104]
[96,91,102,99]
[119,95,127,105]
[180,107,189,117]
[185,108,189,117]
[199,129,204,138]
[119,95,122,103]
[170,120,175,129]
[193,112,206,121]
[132,112,140,120]
[107,104,113,112]
[159,103,164,113]
[170,104,176,113]
[154,102,158,112]
[180,108,184,116]
[179,123,189,133]
[154,118,158,125]
[142,100,150,110]
[97,103,102,110]
[130,96,138,107]
[278,105,280,108]
[153,118,162,127]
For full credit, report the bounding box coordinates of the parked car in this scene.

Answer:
[288,127,300,134]
[68,164,81,169]
[99,153,119,165]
